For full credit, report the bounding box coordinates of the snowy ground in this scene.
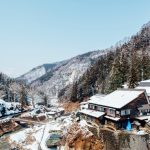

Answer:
[7,116,73,150]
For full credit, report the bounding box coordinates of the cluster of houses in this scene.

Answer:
[79,80,150,130]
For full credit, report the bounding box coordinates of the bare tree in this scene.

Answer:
[0,90,5,99]
[9,82,28,110]
[20,84,27,111]
[27,87,37,108]
[9,82,21,102]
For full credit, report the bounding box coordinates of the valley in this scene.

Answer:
[1,9,150,150]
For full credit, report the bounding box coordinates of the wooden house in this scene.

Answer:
[79,89,149,129]
[138,104,150,116]
[136,79,150,101]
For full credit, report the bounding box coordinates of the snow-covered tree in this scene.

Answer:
[27,87,38,108]
[109,57,123,92]
[128,48,139,88]
[0,90,5,99]
[9,82,21,102]
[20,84,28,111]
[70,82,78,102]
[141,49,150,80]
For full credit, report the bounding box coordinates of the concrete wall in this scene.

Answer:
[100,129,150,150]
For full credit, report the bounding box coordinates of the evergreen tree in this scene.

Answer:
[142,49,150,80]
[59,25,150,101]
[119,49,129,83]
[109,57,123,92]
[70,82,78,102]
[44,95,48,106]
[128,49,139,88]
[78,87,83,102]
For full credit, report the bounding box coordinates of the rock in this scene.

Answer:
[62,122,104,150]
[0,119,19,136]
[100,128,150,150]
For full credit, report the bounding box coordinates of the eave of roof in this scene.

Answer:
[105,115,120,121]
[79,109,105,118]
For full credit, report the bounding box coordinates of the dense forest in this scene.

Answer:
[59,25,150,102]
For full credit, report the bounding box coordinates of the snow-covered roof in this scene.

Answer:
[80,104,88,110]
[0,99,20,106]
[105,115,120,121]
[136,115,150,121]
[139,79,150,87]
[0,99,6,104]
[79,109,105,118]
[88,94,106,105]
[89,89,147,109]
[140,79,150,83]
[136,86,150,96]
[57,107,65,112]
[122,83,128,89]
[47,112,57,115]
[80,102,88,105]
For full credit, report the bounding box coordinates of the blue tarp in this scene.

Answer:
[126,119,132,131]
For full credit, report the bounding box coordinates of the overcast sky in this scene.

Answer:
[0,0,150,77]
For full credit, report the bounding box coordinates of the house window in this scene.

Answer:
[89,104,96,110]
[116,111,120,115]
[121,110,125,116]
[94,105,97,110]
[110,109,115,114]
[126,109,130,115]
[97,106,101,111]
[97,106,104,112]
[89,104,93,109]
[121,109,131,116]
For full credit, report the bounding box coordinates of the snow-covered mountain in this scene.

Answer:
[18,50,108,98]
[18,61,68,84]
[18,20,150,102]
[18,66,46,84]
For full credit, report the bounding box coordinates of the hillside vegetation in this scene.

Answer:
[59,23,150,102]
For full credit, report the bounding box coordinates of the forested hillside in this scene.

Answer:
[0,72,46,107]
[19,50,108,100]
[60,23,150,102]
[0,73,31,106]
